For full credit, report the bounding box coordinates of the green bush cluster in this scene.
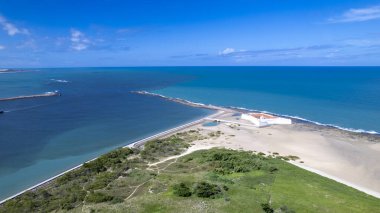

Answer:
[140,134,190,161]
[261,203,295,213]
[275,155,300,161]
[87,172,118,190]
[261,203,274,213]
[85,192,114,203]
[172,181,227,199]
[173,183,192,197]
[185,149,277,175]
[286,155,300,161]
[193,182,223,198]
[208,130,222,137]
[83,148,133,173]
[2,184,87,212]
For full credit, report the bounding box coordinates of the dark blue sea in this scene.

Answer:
[1,66,380,200]
[0,67,212,200]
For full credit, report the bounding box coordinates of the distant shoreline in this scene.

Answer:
[0,91,60,102]
[0,69,31,74]
[134,90,380,138]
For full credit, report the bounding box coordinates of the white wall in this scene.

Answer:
[265,117,292,125]
[241,114,291,127]
[241,114,268,127]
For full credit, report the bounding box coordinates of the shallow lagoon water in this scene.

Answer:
[202,121,219,127]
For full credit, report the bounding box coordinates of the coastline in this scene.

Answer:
[0,110,222,205]
[132,91,228,112]
[0,69,33,74]
[2,91,380,205]
[138,90,380,136]
[124,110,225,149]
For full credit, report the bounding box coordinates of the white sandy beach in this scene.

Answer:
[173,111,380,198]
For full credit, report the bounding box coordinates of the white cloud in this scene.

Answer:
[218,48,248,57]
[343,38,380,47]
[219,48,236,55]
[0,15,29,36]
[70,29,91,51]
[328,5,380,23]
[217,45,343,62]
[0,45,5,50]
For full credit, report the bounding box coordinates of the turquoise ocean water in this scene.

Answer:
[155,67,380,134]
[1,66,380,200]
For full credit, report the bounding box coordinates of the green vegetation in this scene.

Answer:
[85,192,114,203]
[140,130,203,161]
[1,130,380,213]
[193,181,224,198]
[172,183,192,197]
[261,203,274,213]
[172,181,227,199]
[185,148,276,175]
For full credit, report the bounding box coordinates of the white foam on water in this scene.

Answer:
[50,79,70,83]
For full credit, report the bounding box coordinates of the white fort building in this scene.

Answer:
[241,113,292,127]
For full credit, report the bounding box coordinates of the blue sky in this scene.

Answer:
[1,0,380,67]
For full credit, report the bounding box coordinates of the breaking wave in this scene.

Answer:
[50,79,70,83]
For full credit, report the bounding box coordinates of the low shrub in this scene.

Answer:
[261,203,274,213]
[193,182,222,198]
[287,155,300,161]
[140,135,190,161]
[86,172,118,190]
[85,192,114,203]
[269,166,278,173]
[111,197,124,204]
[173,183,192,197]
